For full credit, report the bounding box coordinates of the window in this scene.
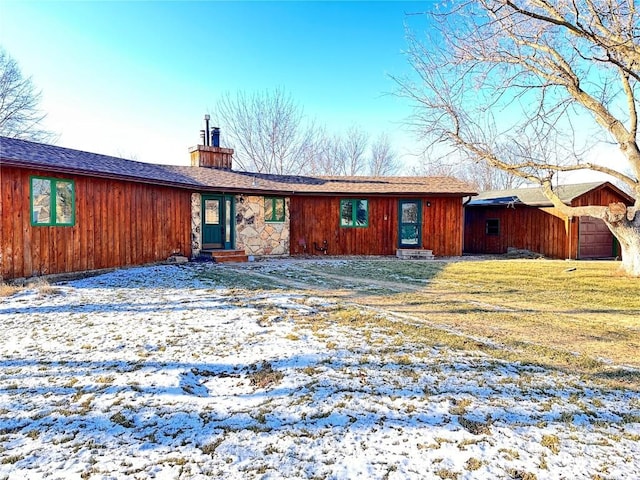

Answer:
[30,176,75,226]
[340,199,368,227]
[265,197,285,222]
[204,198,220,224]
[486,219,500,236]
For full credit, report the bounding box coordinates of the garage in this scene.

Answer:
[464,182,633,260]
[579,216,614,259]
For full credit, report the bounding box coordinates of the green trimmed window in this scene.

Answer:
[265,197,285,222]
[30,176,75,226]
[340,199,368,227]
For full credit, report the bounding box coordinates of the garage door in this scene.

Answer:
[579,217,613,259]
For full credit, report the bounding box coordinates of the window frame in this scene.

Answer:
[340,198,369,228]
[30,176,76,227]
[264,196,286,223]
[485,218,500,236]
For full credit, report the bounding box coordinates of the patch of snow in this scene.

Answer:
[0,263,638,479]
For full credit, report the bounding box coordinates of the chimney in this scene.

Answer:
[190,116,233,169]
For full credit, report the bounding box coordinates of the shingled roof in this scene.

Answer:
[0,136,476,196]
[468,182,632,207]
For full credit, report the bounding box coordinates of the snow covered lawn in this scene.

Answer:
[1,262,639,479]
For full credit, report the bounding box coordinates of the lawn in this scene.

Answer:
[0,258,638,479]
[209,257,640,389]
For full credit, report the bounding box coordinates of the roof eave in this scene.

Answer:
[1,159,203,191]
[2,158,478,197]
[287,191,477,197]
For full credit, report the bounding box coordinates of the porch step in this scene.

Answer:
[396,249,435,260]
[208,250,249,263]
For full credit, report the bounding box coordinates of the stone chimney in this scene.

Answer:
[190,115,234,169]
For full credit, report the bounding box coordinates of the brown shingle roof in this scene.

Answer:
[0,136,203,188]
[169,166,476,195]
[1,136,476,196]
[468,182,633,206]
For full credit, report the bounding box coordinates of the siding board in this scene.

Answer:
[123,183,132,266]
[464,185,632,259]
[290,195,464,257]
[86,180,95,271]
[465,206,568,258]
[2,173,15,278]
[1,166,193,280]
[10,175,22,278]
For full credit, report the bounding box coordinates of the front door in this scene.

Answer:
[399,200,422,248]
[202,195,234,250]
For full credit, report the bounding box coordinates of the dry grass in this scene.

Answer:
[429,259,639,312]
[233,258,639,389]
[247,361,284,389]
[0,282,21,297]
[25,278,64,296]
[331,259,638,389]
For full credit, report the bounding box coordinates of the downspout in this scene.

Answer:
[462,196,473,256]
[567,216,572,260]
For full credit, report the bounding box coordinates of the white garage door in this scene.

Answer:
[579,217,613,259]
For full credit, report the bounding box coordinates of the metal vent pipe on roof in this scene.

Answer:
[204,114,211,146]
[212,127,220,147]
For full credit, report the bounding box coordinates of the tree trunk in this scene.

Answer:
[545,197,640,278]
[605,215,640,277]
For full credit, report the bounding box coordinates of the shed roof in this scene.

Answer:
[468,181,632,207]
[0,136,476,196]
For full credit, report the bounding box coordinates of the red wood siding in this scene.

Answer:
[289,195,464,257]
[570,187,629,208]
[570,186,631,260]
[1,166,192,280]
[464,206,571,259]
[464,185,633,259]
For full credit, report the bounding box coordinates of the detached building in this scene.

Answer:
[464,182,634,259]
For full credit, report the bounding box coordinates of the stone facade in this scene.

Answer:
[191,193,202,257]
[235,195,290,256]
[190,193,290,257]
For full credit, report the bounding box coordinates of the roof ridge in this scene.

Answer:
[1,135,477,195]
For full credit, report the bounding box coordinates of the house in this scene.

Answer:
[464,182,634,259]
[0,133,476,281]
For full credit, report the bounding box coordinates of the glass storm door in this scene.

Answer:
[399,200,421,248]
[202,195,234,249]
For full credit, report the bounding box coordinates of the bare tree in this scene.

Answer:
[413,133,527,190]
[415,154,526,191]
[0,48,55,142]
[214,88,318,174]
[307,128,346,175]
[299,125,369,176]
[368,132,401,176]
[342,125,369,175]
[396,0,640,276]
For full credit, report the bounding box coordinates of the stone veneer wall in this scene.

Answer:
[191,193,202,257]
[235,195,290,256]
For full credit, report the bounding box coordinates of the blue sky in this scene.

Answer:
[1,1,433,168]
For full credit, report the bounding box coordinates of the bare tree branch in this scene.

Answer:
[369,132,401,176]
[214,88,319,175]
[0,47,56,142]
[396,0,640,275]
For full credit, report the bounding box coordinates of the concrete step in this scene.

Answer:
[396,248,435,260]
